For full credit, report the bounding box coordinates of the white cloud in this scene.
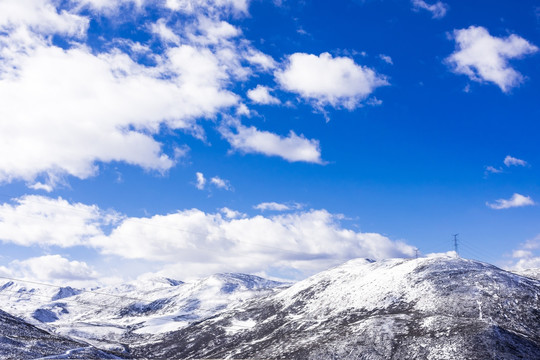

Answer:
[195,172,231,190]
[254,202,291,211]
[164,0,250,15]
[522,237,540,250]
[446,26,538,92]
[75,0,249,16]
[210,176,232,190]
[0,0,89,37]
[486,193,535,210]
[247,85,280,105]
[275,52,388,110]
[485,165,503,175]
[244,49,276,71]
[504,155,527,167]
[220,121,323,164]
[220,207,246,219]
[194,17,241,45]
[0,195,110,247]
[72,0,145,12]
[508,236,540,272]
[28,182,54,192]
[0,24,237,187]
[0,196,416,280]
[173,145,190,160]
[195,172,207,190]
[411,0,448,19]
[151,18,180,44]
[513,249,533,259]
[7,255,98,283]
[485,155,528,176]
[379,54,393,64]
[91,208,416,279]
[0,0,281,189]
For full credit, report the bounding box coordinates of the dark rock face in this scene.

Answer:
[133,257,540,360]
[32,308,59,323]
[52,286,82,301]
[0,309,122,359]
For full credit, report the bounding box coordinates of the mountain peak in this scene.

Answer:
[136,256,540,359]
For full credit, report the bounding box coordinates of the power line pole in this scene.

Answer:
[453,234,459,255]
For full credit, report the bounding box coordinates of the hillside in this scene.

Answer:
[0,273,283,350]
[135,256,540,359]
[0,308,120,359]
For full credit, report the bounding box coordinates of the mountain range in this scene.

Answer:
[1,255,539,359]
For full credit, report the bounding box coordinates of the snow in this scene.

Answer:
[134,255,540,359]
[0,272,283,346]
[224,319,257,334]
[2,256,539,359]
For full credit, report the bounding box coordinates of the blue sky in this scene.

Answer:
[0,0,539,285]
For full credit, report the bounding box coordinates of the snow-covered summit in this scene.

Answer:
[137,256,540,359]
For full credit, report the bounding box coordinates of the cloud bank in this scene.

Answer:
[0,196,416,280]
[0,0,311,189]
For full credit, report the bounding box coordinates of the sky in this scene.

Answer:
[0,0,539,286]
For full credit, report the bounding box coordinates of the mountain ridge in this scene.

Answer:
[134,255,540,359]
[1,256,539,359]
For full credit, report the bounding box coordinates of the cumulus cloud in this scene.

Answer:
[6,255,98,283]
[0,195,110,247]
[0,0,282,189]
[92,208,416,279]
[446,26,538,92]
[220,121,324,164]
[486,193,535,210]
[275,52,388,110]
[411,0,448,19]
[247,85,280,105]
[0,196,416,280]
[504,155,527,167]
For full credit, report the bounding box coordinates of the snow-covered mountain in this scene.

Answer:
[134,255,540,359]
[517,268,540,281]
[0,273,284,351]
[0,308,119,359]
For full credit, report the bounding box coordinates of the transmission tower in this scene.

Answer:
[452,234,459,255]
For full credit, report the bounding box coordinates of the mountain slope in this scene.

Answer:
[0,308,120,359]
[135,256,540,360]
[0,273,283,349]
[517,268,540,281]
